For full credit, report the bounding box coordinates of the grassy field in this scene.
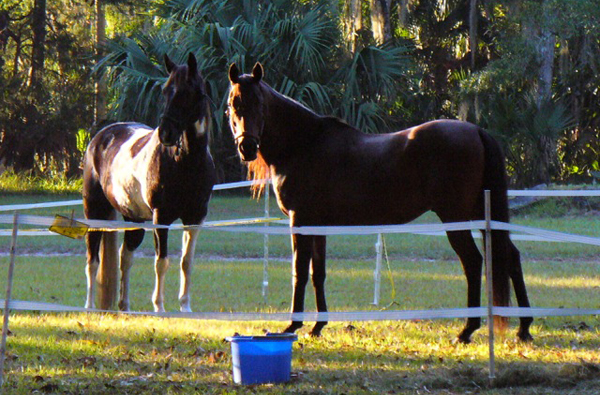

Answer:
[0,183,599,394]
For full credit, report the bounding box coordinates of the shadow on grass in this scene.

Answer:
[2,312,599,394]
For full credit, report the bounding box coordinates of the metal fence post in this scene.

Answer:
[484,190,496,384]
[0,212,19,389]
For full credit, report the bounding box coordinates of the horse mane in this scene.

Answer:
[245,84,354,198]
[247,151,270,198]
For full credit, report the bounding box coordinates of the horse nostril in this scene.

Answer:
[238,139,257,159]
[159,128,175,146]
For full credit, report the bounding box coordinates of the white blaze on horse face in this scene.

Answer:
[231,115,245,138]
[195,117,208,136]
[110,126,156,220]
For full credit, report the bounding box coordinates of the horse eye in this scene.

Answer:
[163,86,174,97]
[232,97,243,110]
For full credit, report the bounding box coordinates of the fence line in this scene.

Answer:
[1,186,600,384]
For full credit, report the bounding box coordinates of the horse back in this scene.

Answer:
[274,119,488,226]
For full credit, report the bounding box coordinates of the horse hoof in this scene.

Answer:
[283,322,303,333]
[518,331,534,343]
[456,333,472,344]
[309,329,322,337]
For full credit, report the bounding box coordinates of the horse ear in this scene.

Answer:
[187,52,198,78]
[229,63,240,84]
[251,62,263,82]
[164,54,176,74]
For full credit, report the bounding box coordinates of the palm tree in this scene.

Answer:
[97,0,416,180]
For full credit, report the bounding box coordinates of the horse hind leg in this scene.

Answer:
[179,227,200,312]
[508,240,533,342]
[310,236,328,337]
[84,192,117,310]
[118,226,145,311]
[446,230,484,344]
[85,230,102,309]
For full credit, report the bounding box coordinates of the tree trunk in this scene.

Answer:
[370,0,391,44]
[28,0,46,88]
[345,0,363,53]
[537,27,555,106]
[398,0,411,27]
[469,0,478,69]
[95,0,107,125]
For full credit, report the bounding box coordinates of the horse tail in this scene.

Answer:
[97,229,119,310]
[478,128,511,329]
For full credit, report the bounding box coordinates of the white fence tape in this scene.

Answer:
[0,300,598,321]
[508,190,600,197]
[3,186,598,212]
[1,187,599,322]
[2,214,600,248]
[0,180,261,213]
[0,200,82,212]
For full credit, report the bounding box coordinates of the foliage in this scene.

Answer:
[0,0,152,176]
[0,0,96,175]
[2,0,600,187]
[454,0,600,186]
[97,0,416,180]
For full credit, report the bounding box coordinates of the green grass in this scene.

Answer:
[1,184,600,394]
[0,170,82,195]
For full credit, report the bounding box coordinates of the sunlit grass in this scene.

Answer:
[0,171,82,195]
[2,313,599,394]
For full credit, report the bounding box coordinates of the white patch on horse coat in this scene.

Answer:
[109,126,157,220]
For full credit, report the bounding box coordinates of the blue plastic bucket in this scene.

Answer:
[226,333,297,385]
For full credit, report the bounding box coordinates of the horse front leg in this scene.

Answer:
[447,230,483,344]
[152,227,170,312]
[283,234,313,334]
[310,235,328,336]
[178,227,200,312]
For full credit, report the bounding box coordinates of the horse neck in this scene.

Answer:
[260,84,322,165]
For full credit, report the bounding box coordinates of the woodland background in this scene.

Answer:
[1,0,599,187]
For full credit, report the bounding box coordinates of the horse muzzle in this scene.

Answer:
[158,126,179,147]
[237,136,259,162]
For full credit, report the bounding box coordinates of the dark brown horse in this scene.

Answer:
[227,63,533,343]
[83,53,216,312]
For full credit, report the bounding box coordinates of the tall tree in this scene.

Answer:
[371,0,392,44]
[94,0,107,125]
[469,0,477,68]
[344,0,362,52]
[28,0,46,88]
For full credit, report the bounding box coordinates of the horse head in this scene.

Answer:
[227,62,264,162]
[159,53,209,147]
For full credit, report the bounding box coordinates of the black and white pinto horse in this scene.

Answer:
[83,53,216,312]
